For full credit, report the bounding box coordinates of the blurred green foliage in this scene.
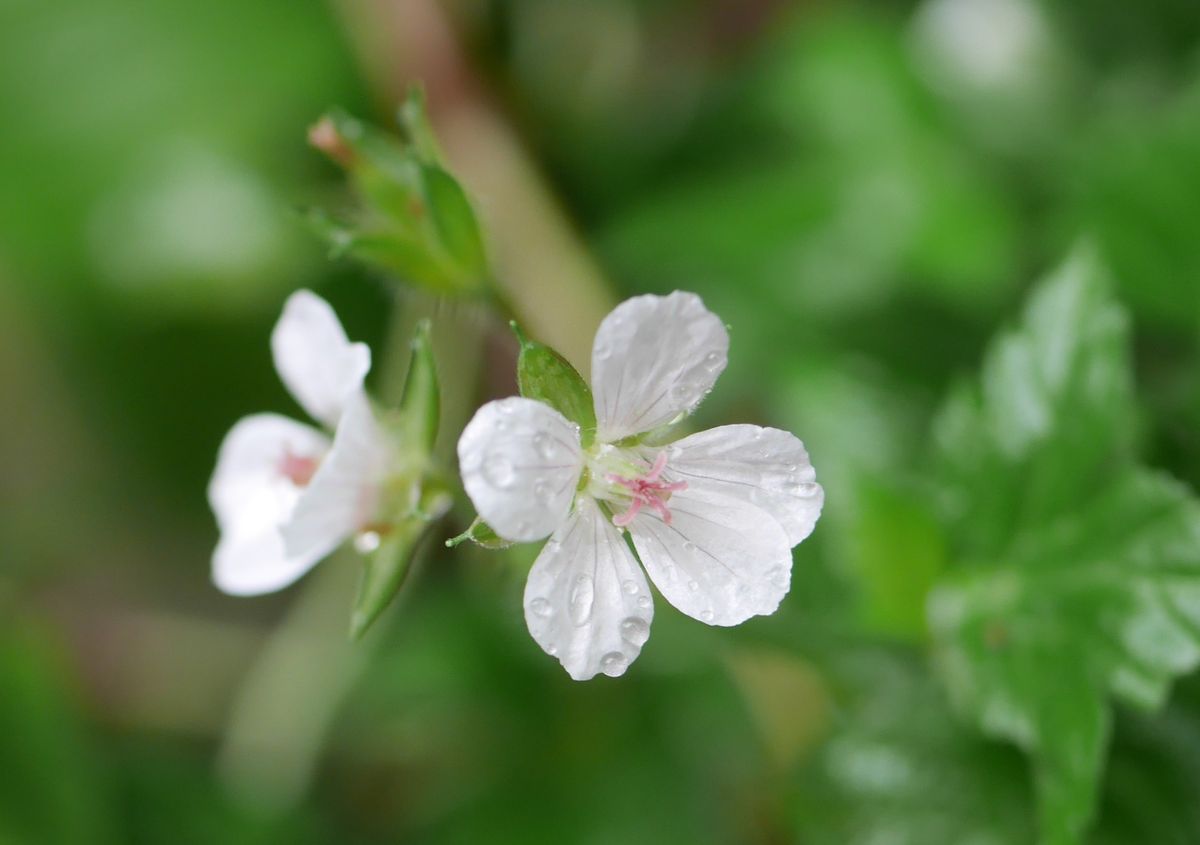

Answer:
[3,0,1200,843]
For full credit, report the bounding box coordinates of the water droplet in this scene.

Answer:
[568,574,595,625]
[682,541,696,554]
[483,453,516,488]
[636,595,652,609]
[620,617,650,646]
[622,580,638,595]
[595,343,613,361]
[796,482,820,497]
[547,645,559,656]
[670,383,695,403]
[516,520,531,535]
[544,538,562,553]
[533,479,554,503]
[701,610,714,623]
[353,531,381,554]
[529,597,552,618]
[786,464,799,473]
[600,651,628,676]
[688,579,700,592]
[704,351,722,371]
[533,432,558,460]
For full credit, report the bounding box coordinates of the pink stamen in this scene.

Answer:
[608,452,687,527]
[278,449,319,486]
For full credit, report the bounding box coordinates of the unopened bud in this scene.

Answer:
[308,116,355,167]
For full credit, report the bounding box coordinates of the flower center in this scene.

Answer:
[605,451,688,527]
[278,448,320,486]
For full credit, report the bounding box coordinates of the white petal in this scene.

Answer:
[207,414,330,534]
[665,425,824,545]
[271,289,371,427]
[213,525,324,596]
[281,392,391,560]
[591,291,729,441]
[627,491,793,626]
[458,397,584,542]
[524,498,654,680]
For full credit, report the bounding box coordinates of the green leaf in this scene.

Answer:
[927,247,1200,844]
[513,323,597,447]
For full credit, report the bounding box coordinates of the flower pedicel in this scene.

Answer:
[458,292,824,680]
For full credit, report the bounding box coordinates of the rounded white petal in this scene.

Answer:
[591,291,729,441]
[665,425,823,545]
[282,392,392,560]
[458,397,584,542]
[271,289,371,428]
[213,525,324,596]
[524,498,654,680]
[207,414,330,534]
[627,491,793,626]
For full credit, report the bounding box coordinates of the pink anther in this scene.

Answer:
[608,452,688,527]
[279,449,319,486]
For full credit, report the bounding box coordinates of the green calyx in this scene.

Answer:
[347,319,449,640]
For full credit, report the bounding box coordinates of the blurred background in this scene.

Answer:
[3,0,1200,842]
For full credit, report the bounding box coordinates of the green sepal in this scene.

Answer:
[348,518,424,641]
[512,322,596,448]
[349,483,453,640]
[445,517,515,550]
[398,319,439,452]
[396,85,445,165]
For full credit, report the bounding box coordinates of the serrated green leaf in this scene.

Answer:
[513,324,596,447]
[927,248,1200,844]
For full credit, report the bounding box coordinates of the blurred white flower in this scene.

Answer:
[458,292,824,680]
[208,290,390,595]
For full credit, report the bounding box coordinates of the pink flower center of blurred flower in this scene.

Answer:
[278,449,319,487]
[608,452,688,527]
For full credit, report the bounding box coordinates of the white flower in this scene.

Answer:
[458,291,824,680]
[208,290,391,595]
